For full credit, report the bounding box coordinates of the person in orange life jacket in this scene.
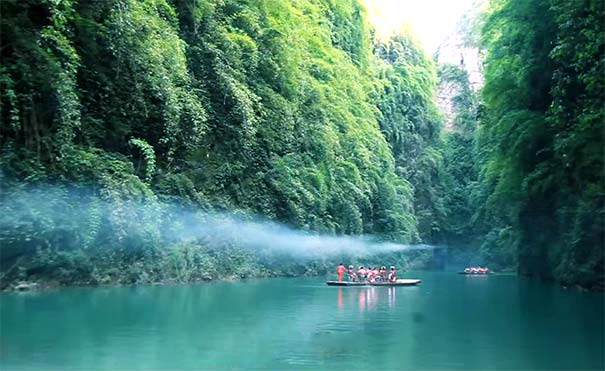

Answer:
[347,265,358,282]
[378,266,387,281]
[387,266,397,283]
[336,263,347,282]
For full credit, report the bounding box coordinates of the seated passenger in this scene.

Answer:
[387,266,397,282]
[357,266,367,281]
[348,265,358,281]
[367,267,377,282]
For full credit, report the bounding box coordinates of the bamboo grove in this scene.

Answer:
[1,0,603,289]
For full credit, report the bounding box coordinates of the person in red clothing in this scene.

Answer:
[368,267,379,282]
[336,263,347,282]
[357,266,367,281]
[366,267,375,282]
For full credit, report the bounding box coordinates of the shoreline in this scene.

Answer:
[4,270,602,294]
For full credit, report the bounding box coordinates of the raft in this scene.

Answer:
[326,281,367,286]
[458,271,491,275]
[326,279,421,286]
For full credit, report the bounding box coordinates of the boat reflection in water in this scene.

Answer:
[387,287,396,308]
[336,286,397,312]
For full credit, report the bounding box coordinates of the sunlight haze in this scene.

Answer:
[363,0,475,53]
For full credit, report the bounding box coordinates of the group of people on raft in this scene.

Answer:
[336,264,397,283]
[464,266,490,274]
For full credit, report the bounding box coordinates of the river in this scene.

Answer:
[1,272,603,370]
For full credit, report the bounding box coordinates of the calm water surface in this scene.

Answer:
[1,272,603,370]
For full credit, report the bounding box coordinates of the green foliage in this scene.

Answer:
[171,0,418,237]
[0,0,444,288]
[5,0,599,290]
[1,0,414,237]
[475,0,604,288]
[129,138,156,182]
[436,64,480,248]
[375,34,445,243]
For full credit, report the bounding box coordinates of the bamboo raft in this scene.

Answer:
[326,279,421,287]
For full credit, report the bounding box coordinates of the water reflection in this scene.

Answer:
[358,289,366,311]
[388,287,396,308]
[1,275,602,370]
[336,287,397,312]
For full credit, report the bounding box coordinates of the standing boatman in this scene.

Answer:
[336,263,347,282]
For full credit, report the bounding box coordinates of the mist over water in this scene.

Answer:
[0,185,435,261]
[180,211,435,259]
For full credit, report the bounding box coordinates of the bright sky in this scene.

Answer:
[363,0,476,53]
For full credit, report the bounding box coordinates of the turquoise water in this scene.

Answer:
[1,272,603,370]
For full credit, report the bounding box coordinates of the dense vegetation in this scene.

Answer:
[436,63,480,251]
[0,0,602,290]
[0,0,440,287]
[375,35,445,243]
[432,0,604,289]
[473,0,604,289]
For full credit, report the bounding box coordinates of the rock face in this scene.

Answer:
[435,24,483,131]
[436,32,484,89]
